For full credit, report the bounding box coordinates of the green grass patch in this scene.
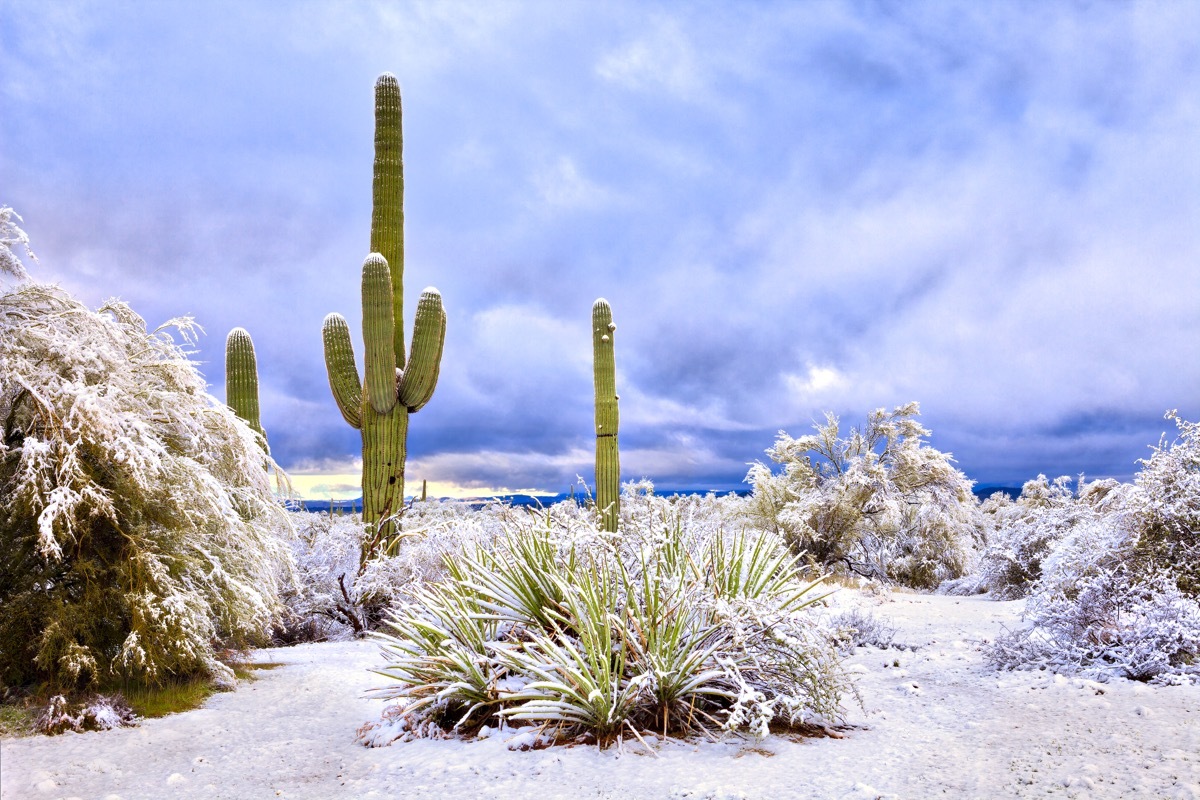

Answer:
[121,676,219,719]
[0,703,38,738]
[121,661,287,719]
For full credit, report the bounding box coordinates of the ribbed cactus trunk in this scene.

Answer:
[592,299,620,532]
[225,327,268,453]
[321,74,446,557]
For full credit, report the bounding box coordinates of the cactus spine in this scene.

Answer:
[322,74,446,548]
[592,299,619,532]
[225,327,268,452]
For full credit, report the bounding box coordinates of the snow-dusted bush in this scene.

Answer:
[989,414,1200,681]
[277,500,515,640]
[989,517,1200,682]
[34,693,137,735]
[745,402,982,589]
[825,606,897,651]
[0,281,291,690]
[973,475,1126,600]
[363,488,849,747]
[0,205,36,281]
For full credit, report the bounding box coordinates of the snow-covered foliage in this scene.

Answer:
[973,475,1128,600]
[0,282,292,690]
[363,486,850,747]
[0,205,36,282]
[33,693,137,735]
[277,501,515,641]
[988,413,1200,682]
[744,402,982,589]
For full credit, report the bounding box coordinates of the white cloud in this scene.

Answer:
[595,17,701,98]
[530,156,618,211]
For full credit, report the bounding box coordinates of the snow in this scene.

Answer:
[4,592,1200,799]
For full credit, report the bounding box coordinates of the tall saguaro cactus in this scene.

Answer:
[592,298,620,532]
[225,327,268,453]
[322,73,447,547]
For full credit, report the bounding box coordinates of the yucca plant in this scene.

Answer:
[367,490,849,748]
[496,565,642,743]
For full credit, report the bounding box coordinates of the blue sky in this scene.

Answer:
[4,1,1200,498]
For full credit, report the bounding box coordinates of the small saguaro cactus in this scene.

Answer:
[592,298,620,532]
[322,73,447,549]
[225,327,268,452]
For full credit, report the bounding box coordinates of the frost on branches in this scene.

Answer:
[0,282,292,690]
[745,402,982,589]
[277,501,513,641]
[972,475,1129,600]
[0,205,36,282]
[989,413,1200,683]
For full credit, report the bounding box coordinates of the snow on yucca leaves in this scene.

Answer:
[0,281,291,689]
[364,488,850,747]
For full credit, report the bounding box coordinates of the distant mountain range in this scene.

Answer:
[294,483,1023,515]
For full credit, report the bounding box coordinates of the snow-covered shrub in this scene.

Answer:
[745,402,982,589]
[826,607,897,651]
[0,205,36,281]
[1133,412,1200,597]
[989,414,1200,681]
[364,490,849,747]
[0,282,291,690]
[989,517,1200,682]
[974,476,1093,599]
[277,500,514,641]
[33,693,137,735]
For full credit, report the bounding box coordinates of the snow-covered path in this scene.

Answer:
[3,593,1200,800]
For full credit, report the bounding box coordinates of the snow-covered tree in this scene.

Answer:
[0,279,292,690]
[745,402,981,589]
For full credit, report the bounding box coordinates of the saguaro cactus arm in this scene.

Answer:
[322,313,363,429]
[592,298,620,532]
[362,253,399,415]
[398,287,446,411]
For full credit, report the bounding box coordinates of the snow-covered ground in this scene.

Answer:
[3,592,1199,800]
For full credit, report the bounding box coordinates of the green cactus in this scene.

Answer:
[322,73,446,549]
[225,326,268,453]
[592,298,619,532]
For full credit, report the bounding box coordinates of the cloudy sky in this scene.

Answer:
[4,1,1200,498]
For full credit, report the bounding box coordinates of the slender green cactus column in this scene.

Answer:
[592,299,620,532]
[322,74,446,553]
[225,327,268,453]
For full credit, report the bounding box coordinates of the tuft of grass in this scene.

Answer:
[0,703,38,738]
[121,661,286,720]
[121,677,219,719]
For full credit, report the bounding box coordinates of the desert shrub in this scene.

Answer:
[363,490,849,747]
[1,205,35,281]
[825,606,897,651]
[276,500,515,641]
[989,515,1200,682]
[33,693,137,735]
[974,476,1092,599]
[1132,412,1200,597]
[989,413,1200,681]
[0,279,291,690]
[744,402,982,589]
